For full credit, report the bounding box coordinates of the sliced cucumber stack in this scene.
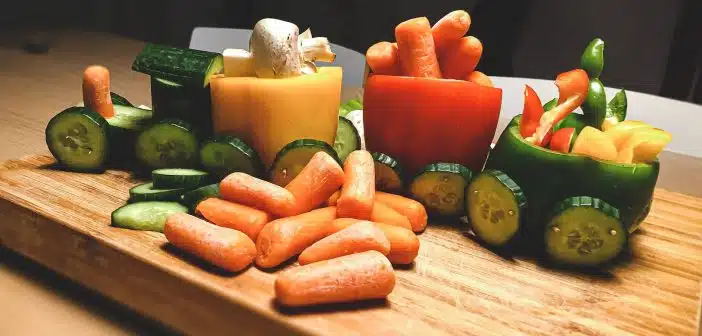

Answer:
[409,163,473,216]
[45,106,110,172]
[107,105,154,163]
[132,44,223,88]
[372,152,404,192]
[269,139,340,186]
[544,196,626,266]
[111,201,187,232]
[181,183,220,213]
[129,182,185,202]
[152,168,209,189]
[333,117,361,163]
[135,119,199,169]
[199,135,262,178]
[466,170,526,246]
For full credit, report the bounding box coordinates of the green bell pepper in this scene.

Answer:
[581,38,605,79]
[581,79,607,128]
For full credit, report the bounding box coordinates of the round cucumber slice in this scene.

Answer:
[409,163,473,216]
[181,183,220,213]
[152,168,209,189]
[372,152,404,192]
[269,139,340,187]
[45,106,109,172]
[200,135,262,178]
[545,196,627,266]
[466,170,526,246]
[111,201,187,232]
[333,117,361,163]
[135,119,199,169]
[129,182,185,202]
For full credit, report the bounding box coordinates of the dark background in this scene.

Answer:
[2,0,701,103]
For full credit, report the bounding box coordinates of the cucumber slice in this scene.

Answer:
[181,183,220,213]
[333,117,361,163]
[152,168,209,189]
[106,106,154,164]
[45,106,109,172]
[129,182,185,202]
[466,170,526,246]
[372,152,403,192]
[545,196,627,266]
[151,77,212,136]
[111,201,187,232]
[135,119,199,169]
[269,139,340,187]
[132,44,223,88]
[108,105,153,131]
[409,163,473,216]
[200,135,262,178]
[110,92,133,107]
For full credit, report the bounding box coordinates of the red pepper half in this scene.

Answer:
[363,75,503,174]
[549,127,577,153]
[519,85,544,139]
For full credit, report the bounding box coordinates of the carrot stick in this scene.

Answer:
[438,36,483,80]
[330,218,420,265]
[466,71,494,87]
[164,213,256,272]
[337,150,375,219]
[432,10,471,52]
[255,207,338,268]
[82,65,114,118]
[275,250,395,307]
[395,17,442,78]
[195,198,271,241]
[220,172,299,218]
[285,151,345,214]
[298,221,390,265]
[375,191,428,232]
[366,41,402,75]
[329,191,412,230]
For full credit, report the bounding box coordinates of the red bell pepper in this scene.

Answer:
[363,75,503,174]
[526,69,589,146]
[519,85,544,139]
[549,127,577,153]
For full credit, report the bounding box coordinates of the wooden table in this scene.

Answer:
[1,30,701,335]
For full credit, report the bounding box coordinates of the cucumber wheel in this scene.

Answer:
[129,182,185,202]
[135,119,199,169]
[333,117,361,163]
[152,168,209,189]
[180,184,220,213]
[466,170,526,246]
[111,201,187,232]
[409,163,473,216]
[269,139,339,187]
[199,135,262,178]
[372,152,403,192]
[45,106,110,172]
[545,196,627,266]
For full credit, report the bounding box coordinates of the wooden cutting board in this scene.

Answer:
[1,155,701,336]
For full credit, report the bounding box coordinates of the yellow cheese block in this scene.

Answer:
[210,67,343,168]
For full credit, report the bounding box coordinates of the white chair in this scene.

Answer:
[190,27,367,87]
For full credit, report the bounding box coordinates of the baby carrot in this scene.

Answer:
[82,65,114,118]
[220,172,298,218]
[275,250,395,307]
[370,201,413,230]
[366,41,401,75]
[255,207,338,268]
[164,213,256,272]
[375,191,428,232]
[337,150,375,220]
[330,218,420,265]
[438,36,483,80]
[298,221,390,265]
[328,191,412,230]
[285,151,345,214]
[395,17,442,78]
[195,198,271,241]
[326,190,340,206]
[432,10,471,52]
[466,71,494,87]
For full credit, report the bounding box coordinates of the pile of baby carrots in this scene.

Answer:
[162,150,428,307]
[365,10,493,87]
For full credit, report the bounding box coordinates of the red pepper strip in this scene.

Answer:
[519,85,544,138]
[526,69,589,145]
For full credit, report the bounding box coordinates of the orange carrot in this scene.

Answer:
[438,36,483,80]
[466,71,494,87]
[432,10,471,52]
[370,201,413,230]
[298,221,390,265]
[195,198,271,241]
[164,213,256,272]
[326,190,341,206]
[395,17,442,78]
[220,172,298,218]
[82,65,114,118]
[275,250,395,307]
[337,150,375,219]
[328,191,412,230]
[255,207,338,268]
[285,151,345,214]
[330,218,420,265]
[375,191,428,232]
[366,41,402,75]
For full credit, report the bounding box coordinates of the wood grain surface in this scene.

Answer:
[1,155,700,335]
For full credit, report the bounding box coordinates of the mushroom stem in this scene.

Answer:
[301,37,336,63]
